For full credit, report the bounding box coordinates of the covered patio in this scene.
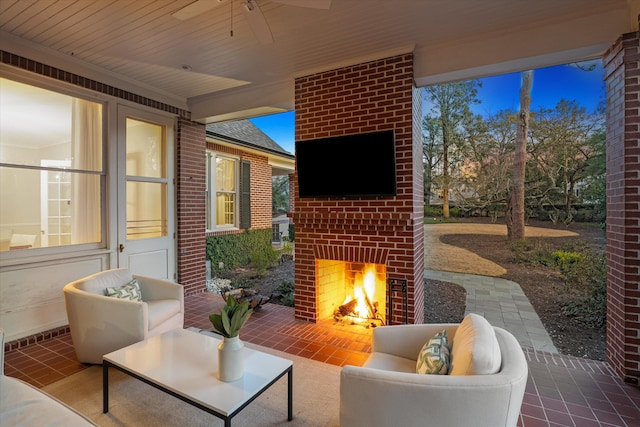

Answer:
[4,292,639,426]
[1,1,640,424]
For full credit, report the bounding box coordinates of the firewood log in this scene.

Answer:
[336,299,358,317]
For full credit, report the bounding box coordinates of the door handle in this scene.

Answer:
[119,244,125,253]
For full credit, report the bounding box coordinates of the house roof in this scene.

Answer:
[207,119,292,157]
[206,119,294,176]
[1,1,636,124]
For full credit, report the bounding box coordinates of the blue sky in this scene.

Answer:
[250,60,605,154]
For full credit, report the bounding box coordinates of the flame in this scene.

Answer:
[341,265,378,322]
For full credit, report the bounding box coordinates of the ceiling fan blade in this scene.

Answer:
[241,1,274,44]
[172,0,225,21]
[272,0,331,9]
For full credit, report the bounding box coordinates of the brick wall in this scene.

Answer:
[292,53,425,324]
[604,29,640,385]
[177,118,207,295]
[288,172,296,217]
[246,152,274,230]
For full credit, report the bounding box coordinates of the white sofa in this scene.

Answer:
[340,319,528,427]
[0,329,97,426]
[63,268,184,364]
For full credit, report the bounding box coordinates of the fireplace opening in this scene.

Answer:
[316,259,387,327]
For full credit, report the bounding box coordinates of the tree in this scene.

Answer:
[457,110,516,220]
[507,70,533,239]
[528,100,603,223]
[422,116,443,204]
[272,175,289,215]
[580,128,606,223]
[424,80,481,218]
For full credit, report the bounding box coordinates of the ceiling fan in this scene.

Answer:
[171,0,332,45]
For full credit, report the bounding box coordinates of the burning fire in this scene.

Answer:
[336,265,383,325]
[348,268,375,317]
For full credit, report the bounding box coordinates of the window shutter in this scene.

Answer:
[240,160,251,229]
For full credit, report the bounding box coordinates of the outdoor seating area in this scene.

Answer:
[3,292,639,426]
[1,2,640,426]
[63,269,185,364]
[340,318,528,427]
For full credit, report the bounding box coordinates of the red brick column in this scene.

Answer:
[604,29,640,385]
[177,118,207,295]
[293,53,424,324]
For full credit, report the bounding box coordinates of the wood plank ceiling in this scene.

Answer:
[0,0,633,121]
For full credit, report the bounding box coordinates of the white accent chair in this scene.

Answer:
[0,328,97,426]
[340,322,528,427]
[63,268,184,364]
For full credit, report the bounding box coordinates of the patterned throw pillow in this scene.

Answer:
[416,329,450,375]
[105,278,143,302]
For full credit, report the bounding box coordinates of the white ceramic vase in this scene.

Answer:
[218,335,244,382]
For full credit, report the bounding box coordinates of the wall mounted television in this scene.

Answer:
[295,129,397,198]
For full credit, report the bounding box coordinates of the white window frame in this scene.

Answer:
[0,74,107,260]
[206,150,240,232]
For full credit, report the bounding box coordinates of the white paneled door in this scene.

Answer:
[40,160,71,248]
[117,106,175,280]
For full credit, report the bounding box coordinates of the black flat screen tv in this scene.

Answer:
[295,129,397,198]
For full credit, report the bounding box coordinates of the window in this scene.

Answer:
[126,118,168,239]
[206,151,238,230]
[0,78,104,253]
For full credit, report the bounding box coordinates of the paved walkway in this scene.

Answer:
[426,269,558,353]
[423,223,578,353]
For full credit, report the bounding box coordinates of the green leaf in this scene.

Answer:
[229,310,244,337]
[209,313,225,336]
[237,309,252,330]
[208,294,253,338]
[226,294,238,309]
[227,301,252,337]
[221,308,232,337]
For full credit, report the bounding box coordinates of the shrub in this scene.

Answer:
[206,228,273,275]
[278,236,294,260]
[510,238,606,328]
[508,239,554,266]
[276,280,295,307]
[230,276,259,289]
[552,250,582,276]
[555,244,606,327]
[250,244,279,277]
[424,205,443,217]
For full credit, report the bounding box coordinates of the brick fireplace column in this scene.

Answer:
[604,29,640,384]
[292,53,425,325]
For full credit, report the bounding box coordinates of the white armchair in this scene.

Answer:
[1,329,97,426]
[340,322,528,427]
[63,268,184,364]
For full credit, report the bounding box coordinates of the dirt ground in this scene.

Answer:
[219,217,607,361]
[438,217,607,361]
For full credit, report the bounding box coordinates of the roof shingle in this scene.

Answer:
[206,119,292,157]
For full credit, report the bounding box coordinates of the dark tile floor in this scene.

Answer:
[4,292,640,426]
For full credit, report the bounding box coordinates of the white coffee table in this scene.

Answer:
[102,328,293,426]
